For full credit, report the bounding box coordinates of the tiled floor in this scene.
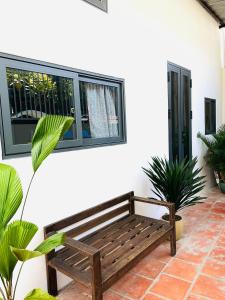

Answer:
[59,188,225,300]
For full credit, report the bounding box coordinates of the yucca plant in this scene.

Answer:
[142,157,206,214]
[0,115,74,300]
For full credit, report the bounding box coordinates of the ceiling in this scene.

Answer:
[197,0,225,27]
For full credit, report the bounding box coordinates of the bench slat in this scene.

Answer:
[64,215,138,267]
[45,192,134,233]
[102,227,172,290]
[65,203,130,238]
[49,257,91,287]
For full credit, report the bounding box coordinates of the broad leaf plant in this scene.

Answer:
[0,115,74,300]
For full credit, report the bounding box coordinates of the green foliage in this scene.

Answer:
[0,164,23,236]
[0,221,38,280]
[143,157,206,213]
[0,115,74,300]
[32,115,74,172]
[12,233,65,262]
[7,71,56,94]
[24,289,56,300]
[35,232,65,254]
[197,125,225,180]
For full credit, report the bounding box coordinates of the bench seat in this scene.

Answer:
[45,193,176,300]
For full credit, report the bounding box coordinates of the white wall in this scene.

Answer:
[0,0,223,298]
[221,29,225,123]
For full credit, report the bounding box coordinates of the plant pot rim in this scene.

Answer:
[162,214,182,221]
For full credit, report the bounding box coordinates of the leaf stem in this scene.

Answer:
[0,276,7,299]
[20,172,36,221]
[12,263,24,300]
[0,287,6,300]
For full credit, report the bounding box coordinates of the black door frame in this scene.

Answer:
[167,62,192,162]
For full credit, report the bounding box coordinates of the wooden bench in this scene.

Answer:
[44,192,176,300]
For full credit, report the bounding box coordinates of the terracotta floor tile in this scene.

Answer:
[104,291,126,300]
[187,294,209,300]
[188,235,215,249]
[212,207,225,215]
[143,293,164,300]
[202,258,225,279]
[150,274,190,300]
[195,222,222,233]
[192,274,225,300]
[207,213,225,222]
[176,245,208,264]
[213,202,225,209]
[131,256,166,279]
[195,202,213,209]
[209,247,225,262]
[111,272,152,300]
[217,234,225,247]
[164,258,198,281]
[59,282,91,300]
[150,243,172,263]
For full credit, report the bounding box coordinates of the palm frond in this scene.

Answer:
[0,221,38,280]
[24,288,56,299]
[0,164,23,236]
[32,115,74,172]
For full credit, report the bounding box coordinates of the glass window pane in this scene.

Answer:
[205,98,216,135]
[6,68,76,145]
[205,100,210,133]
[79,81,119,139]
[211,101,216,133]
[171,71,179,161]
[183,75,190,159]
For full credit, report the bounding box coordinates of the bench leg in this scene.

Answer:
[92,285,103,300]
[170,229,176,256]
[91,252,103,300]
[46,265,58,296]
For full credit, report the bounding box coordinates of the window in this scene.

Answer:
[82,0,107,12]
[205,98,216,135]
[0,55,126,157]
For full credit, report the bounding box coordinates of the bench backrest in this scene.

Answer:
[44,191,134,238]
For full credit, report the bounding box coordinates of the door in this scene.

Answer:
[168,63,192,162]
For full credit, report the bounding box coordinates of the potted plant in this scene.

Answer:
[0,115,74,300]
[142,157,206,240]
[197,125,225,193]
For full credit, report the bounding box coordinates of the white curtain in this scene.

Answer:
[85,83,119,138]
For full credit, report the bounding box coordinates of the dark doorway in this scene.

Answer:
[167,62,192,162]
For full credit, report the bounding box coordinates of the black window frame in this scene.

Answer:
[204,98,216,135]
[0,53,126,158]
[82,0,107,12]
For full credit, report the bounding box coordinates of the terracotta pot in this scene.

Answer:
[162,214,184,241]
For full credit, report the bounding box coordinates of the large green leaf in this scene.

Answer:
[32,115,74,172]
[35,232,65,254]
[11,248,41,262]
[0,164,23,235]
[0,221,38,280]
[24,288,56,299]
[12,233,65,262]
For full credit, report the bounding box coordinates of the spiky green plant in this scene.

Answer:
[0,115,74,300]
[197,124,225,181]
[142,157,206,214]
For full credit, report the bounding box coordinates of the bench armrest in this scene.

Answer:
[132,196,175,227]
[64,237,100,257]
[133,196,173,208]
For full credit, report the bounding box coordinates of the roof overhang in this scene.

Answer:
[197,0,225,28]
